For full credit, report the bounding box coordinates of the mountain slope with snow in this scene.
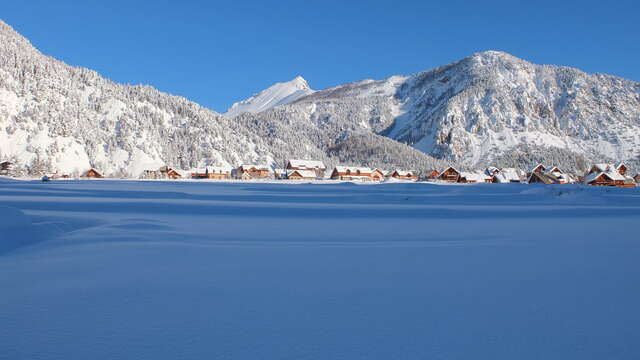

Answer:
[0,20,442,176]
[225,76,315,117]
[0,18,639,176]
[256,51,640,168]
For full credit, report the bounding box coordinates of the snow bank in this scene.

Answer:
[1,181,639,359]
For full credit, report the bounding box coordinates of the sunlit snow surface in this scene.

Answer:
[1,179,639,359]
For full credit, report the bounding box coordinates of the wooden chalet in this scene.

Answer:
[546,166,563,174]
[633,174,640,184]
[371,169,385,181]
[458,172,491,184]
[330,166,384,181]
[159,166,182,179]
[285,159,327,178]
[490,168,524,183]
[389,170,418,181]
[287,169,317,180]
[424,169,439,180]
[587,164,616,175]
[81,168,103,178]
[527,171,560,184]
[438,167,461,182]
[616,163,628,176]
[237,164,271,180]
[528,164,546,175]
[583,164,635,188]
[584,172,635,188]
[191,167,231,180]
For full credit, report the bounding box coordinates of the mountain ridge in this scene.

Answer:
[0,19,638,177]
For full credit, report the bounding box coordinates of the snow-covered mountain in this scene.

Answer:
[245,51,640,170]
[224,76,315,117]
[1,19,639,177]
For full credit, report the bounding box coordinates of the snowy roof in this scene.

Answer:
[616,162,627,169]
[460,172,489,182]
[393,170,415,176]
[528,164,545,172]
[287,159,326,169]
[441,166,460,174]
[527,172,557,184]
[545,166,562,174]
[493,169,522,183]
[584,171,626,183]
[591,163,615,173]
[485,166,500,175]
[287,169,317,178]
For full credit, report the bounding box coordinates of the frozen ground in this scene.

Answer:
[1,179,639,359]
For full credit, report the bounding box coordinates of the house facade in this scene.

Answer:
[424,169,439,180]
[286,159,327,178]
[490,168,524,183]
[236,165,271,179]
[458,172,491,183]
[330,167,384,181]
[528,164,546,175]
[287,169,317,180]
[527,172,560,184]
[191,167,232,179]
[438,167,461,182]
[82,168,103,178]
[389,170,417,181]
[583,163,635,187]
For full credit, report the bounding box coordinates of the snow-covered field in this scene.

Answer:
[1,179,639,359]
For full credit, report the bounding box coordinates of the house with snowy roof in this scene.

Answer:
[528,164,546,175]
[583,164,635,187]
[286,159,327,178]
[438,167,461,182]
[157,166,182,179]
[236,164,271,180]
[490,168,525,183]
[81,168,103,179]
[424,169,440,180]
[388,170,417,181]
[286,169,317,180]
[616,163,628,176]
[330,166,384,181]
[458,171,491,183]
[527,171,561,185]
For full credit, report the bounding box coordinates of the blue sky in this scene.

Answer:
[1,0,638,112]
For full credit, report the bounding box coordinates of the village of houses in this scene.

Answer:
[3,158,638,188]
